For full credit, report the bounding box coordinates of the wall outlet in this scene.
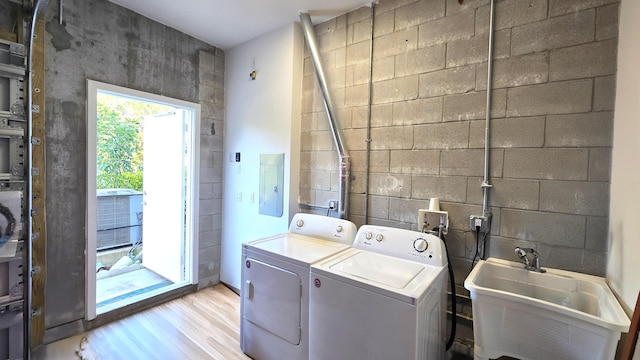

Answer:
[328,200,337,210]
[470,213,491,234]
[419,209,448,235]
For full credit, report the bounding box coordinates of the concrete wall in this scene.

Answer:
[222,23,303,290]
[608,0,640,315]
[0,2,14,29]
[301,0,618,285]
[21,0,223,339]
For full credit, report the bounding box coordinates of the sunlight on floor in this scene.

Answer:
[96,267,172,309]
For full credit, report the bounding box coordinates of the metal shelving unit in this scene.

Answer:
[0,37,28,360]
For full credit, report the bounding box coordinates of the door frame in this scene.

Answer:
[86,79,200,320]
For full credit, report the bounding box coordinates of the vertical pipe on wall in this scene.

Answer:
[299,11,350,219]
[482,0,495,217]
[26,1,44,357]
[363,3,374,225]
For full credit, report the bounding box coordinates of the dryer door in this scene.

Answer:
[243,258,302,345]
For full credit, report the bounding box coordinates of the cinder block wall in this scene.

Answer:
[197,50,225,289]
[300,0,619,285]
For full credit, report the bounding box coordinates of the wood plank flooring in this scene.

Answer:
[34,284,252,360]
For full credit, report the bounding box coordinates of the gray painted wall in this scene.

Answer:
[2,0,224,338]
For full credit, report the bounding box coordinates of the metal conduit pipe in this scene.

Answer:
[482,0,495,218]
[299,11,351,219]
[27,1,45,357]
[363,3,374,225]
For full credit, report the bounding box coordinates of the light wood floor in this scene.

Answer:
[34,284,252,360]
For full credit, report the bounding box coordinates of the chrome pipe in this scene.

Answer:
[482,0,495,217]
[338,156,350,220]
[363,3,374,225]
[299,11,350,219]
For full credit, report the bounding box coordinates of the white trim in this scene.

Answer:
[188,107,200,285]
[85,80,200,321]
[86,80,98,321]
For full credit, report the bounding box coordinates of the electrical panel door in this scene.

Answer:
[259,153,284,217]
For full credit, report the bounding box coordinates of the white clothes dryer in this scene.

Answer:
[309,225,448,360]
[240,213,357,360]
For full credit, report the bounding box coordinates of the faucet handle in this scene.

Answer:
[528,248,546,273]
[515,247,530,267]
[515,247,545,272]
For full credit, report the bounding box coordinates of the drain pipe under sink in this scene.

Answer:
[299,11,351,220]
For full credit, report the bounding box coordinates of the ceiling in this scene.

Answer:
[109,0,373,50]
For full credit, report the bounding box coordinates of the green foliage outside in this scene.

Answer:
[96,93,172,191]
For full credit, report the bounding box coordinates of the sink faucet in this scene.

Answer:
[514,247,546,273]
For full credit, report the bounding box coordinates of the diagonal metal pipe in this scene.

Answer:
[299,11,350,219]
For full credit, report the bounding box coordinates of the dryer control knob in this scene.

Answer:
[413,238,428,252]
[336,225,343,233]
[376,234,383,242]
[296,219,304,227]
[365,232,373,240]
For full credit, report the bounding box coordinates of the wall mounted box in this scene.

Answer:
[259,153,284,217]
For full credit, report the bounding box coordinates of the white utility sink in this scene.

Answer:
[464,258,630,360]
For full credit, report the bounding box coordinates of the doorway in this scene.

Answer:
[86,80,200,319]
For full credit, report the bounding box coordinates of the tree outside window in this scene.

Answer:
[96,94,172,191]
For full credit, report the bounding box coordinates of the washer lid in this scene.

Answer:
[329,252,429,289]
[248,233,350,264]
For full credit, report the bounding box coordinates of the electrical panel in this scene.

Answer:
[0,38,27,360]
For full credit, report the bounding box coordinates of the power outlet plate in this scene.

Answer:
[419,209,448,235]
[470,213,491,234]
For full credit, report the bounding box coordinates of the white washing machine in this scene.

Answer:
[240,213,357,360]
[309,224,448,360]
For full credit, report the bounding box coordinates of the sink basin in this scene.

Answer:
[464,258,630,360]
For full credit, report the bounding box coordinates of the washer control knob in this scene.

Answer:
[376,234,384,242]
[413,238,428,252]
[296,219,304,227]
[365,232,373,240]
[336,225,343,233]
